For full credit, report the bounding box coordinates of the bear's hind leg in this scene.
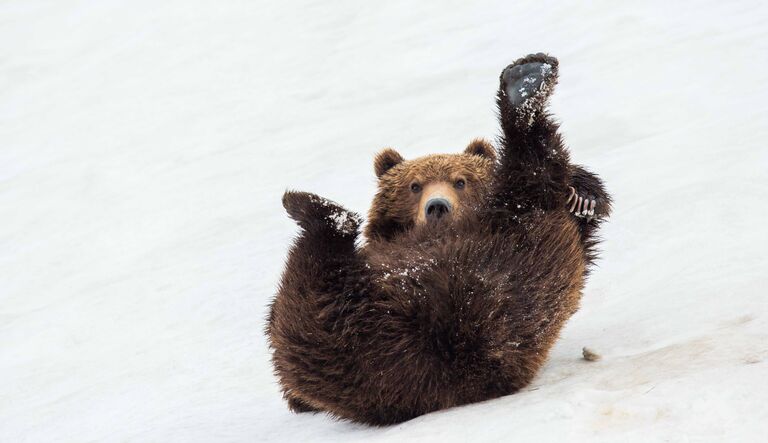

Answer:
[270,192,364,417]
[489,53,570,216]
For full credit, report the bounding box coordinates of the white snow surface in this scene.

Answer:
[2,1,768,441]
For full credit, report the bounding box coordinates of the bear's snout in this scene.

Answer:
[416,182,460,225]
[425,197,452,221]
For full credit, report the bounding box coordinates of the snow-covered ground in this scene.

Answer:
[2,1,767,441]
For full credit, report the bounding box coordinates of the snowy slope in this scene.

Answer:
[2,0,767,441]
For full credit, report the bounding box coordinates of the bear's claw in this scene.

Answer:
[566,186,598,222]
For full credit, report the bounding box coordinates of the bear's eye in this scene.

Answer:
[454,179,466,190]
[410,182,422,193]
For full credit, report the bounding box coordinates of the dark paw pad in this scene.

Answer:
[500,53,559,109]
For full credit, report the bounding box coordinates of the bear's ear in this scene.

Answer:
[464,139,496,162]
[374,148,405,178]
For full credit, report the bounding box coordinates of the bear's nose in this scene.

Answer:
[425,197,452,221]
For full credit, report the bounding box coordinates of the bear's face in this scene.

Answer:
[365,139,496,241]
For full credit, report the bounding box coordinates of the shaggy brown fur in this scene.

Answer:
[267,53,612,425]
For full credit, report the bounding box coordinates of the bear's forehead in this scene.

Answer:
[395,154,491,180]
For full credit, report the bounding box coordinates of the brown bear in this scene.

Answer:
[267,53,611,425]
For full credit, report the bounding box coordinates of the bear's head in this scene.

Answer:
[366,139,497,241]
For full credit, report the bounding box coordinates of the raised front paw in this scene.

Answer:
[282,191,362,237]
[566,186,598,222]
[499,53,559,126]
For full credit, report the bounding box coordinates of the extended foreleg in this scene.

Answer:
[566,165,612,222]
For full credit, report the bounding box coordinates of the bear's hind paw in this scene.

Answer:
[282,191,361,237]
[500,53,559,127]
